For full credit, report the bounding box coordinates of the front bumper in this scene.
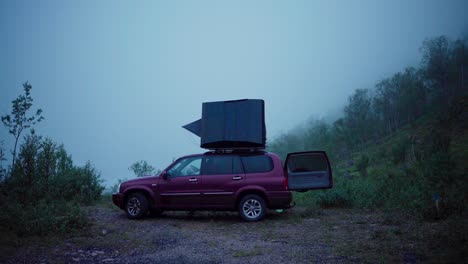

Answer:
[112,193,124,209]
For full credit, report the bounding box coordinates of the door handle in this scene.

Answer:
[188,178,198,182]
[232,176,242,180]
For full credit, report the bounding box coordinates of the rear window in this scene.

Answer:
[241,155,273,173]
[287,154,328,173]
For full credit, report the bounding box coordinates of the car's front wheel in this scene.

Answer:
[125,192,149,219]
[238,194,266,222]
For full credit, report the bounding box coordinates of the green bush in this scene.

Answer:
[391,136,409,164]
[292,163,432,216]
[110,178,128,193]
[293,174,353,208]
[355,154,370,177]
[0,134,103,236]
[315,188,352,208]
[0,194,90,236]
[421,151,466,216]
[49,163,104,205]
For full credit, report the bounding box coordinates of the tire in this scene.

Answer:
[238,194,266,222]
[125,192,149,219]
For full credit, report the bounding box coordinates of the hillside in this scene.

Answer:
[270,96,467,219]
[268,36,467,220]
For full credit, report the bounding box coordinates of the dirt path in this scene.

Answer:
[5,205,467,263]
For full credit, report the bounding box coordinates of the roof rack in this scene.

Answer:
[204,147,266,154]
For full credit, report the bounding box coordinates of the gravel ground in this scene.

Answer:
[3,205,467,263]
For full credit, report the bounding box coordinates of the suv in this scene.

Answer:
[112,150,332,221]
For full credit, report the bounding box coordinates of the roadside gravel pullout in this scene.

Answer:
[5,205,466,263]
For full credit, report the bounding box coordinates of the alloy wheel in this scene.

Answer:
[242,199,262,219]
[127,197,141,216]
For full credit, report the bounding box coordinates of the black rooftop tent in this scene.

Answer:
[183,99,266,149]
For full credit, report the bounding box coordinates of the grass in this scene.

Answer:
[96,194,120,211]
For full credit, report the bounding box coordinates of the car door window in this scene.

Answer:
[241,155,273,173]
[204,155,247,175]
[233,156,244,174]
[204,156,233,175]
[167,157,201,177]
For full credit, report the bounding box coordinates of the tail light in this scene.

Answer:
[282,177,288,190]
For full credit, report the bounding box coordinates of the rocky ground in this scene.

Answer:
[2,202,466,263]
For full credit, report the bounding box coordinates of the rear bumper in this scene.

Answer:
[112,193,124,209]
[267,191,293,209]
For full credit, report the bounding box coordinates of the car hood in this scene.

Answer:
[122,175,159,185]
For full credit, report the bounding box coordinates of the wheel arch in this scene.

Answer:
[123,186,156,209]
[235,187,269,209]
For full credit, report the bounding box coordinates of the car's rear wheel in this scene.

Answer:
[125,192,149,219]
[238,194,266,222]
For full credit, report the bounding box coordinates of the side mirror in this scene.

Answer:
[160,171,169,180]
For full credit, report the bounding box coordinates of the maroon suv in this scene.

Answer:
[112,150,332,221]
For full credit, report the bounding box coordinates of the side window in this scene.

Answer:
[204,156,233,175]
[233,156,244,174]
[203,156,245,175]
[167,157,201,177]
[241,155,273,173]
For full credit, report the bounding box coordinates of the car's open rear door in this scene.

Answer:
[285,151,333,191]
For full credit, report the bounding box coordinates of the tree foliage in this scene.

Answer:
[271,36,467,155]
[129,160,159,177]
[1,82,44,168]
[0,141,6,181]
[0,132,104,235]
[269,35,468,217]
[0,83,104,236]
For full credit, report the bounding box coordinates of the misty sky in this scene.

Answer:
[1,0,467,187]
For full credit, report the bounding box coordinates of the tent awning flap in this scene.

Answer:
[182,119,202,137]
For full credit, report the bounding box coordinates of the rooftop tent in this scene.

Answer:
[183,99,266,149]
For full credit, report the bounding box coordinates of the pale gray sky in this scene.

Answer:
[1,0,467,186]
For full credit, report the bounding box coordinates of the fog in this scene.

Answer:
[1,0,467,186]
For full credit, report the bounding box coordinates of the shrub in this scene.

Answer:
[293,173,353,208]
[315,188,352,208]
[355,154,370,177]
[0,134,103,236]
[49,163,104,205]
[0,197,90,236]
[391,136,409,164]
[110,178,128,193]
